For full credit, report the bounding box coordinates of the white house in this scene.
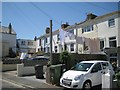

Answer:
[35,11,120,67]
[36,29,60,53]
[17,39,36,54]
[64,11,120,67]
[0,24,17,58]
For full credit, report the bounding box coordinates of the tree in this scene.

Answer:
[60,50,71,70]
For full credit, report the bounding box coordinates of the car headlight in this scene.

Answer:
[74,75,82,81]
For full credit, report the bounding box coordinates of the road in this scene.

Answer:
[1,79,25,88]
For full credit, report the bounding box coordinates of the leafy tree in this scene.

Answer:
[60,50,71,70]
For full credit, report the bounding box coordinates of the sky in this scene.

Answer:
[2,1,119,40]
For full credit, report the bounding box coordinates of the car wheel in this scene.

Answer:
[83,81,91,90]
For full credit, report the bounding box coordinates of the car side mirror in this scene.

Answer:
[63,69,66,72]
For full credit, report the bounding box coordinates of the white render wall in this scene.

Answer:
[118,16,120,46]
[0,33,2,58]
[2,33,16,57]
[97,14,119,47]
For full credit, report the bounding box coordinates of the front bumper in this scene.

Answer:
[60,78,83,89]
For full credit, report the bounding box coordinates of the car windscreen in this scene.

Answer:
[71,63,94,71]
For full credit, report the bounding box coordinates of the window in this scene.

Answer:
[70,43,74,51]
[41,47,43,51]
[100,40,104,51]
[91,63,102,73]
[109,53,117,64]
[109,37,117,47]
[38,48,40,52]
[102,62,109,69]
[82,25,94,33]
[47,47,50,53]
[69,29,74,34]
[28,41,33,46]
[55,46,57,53]
[57,34,60,41]
[39,39,41,46]
[108,18,115,27]
[71,63,93,72]
[21,41,26,45]
[64,44,67,50]
[45,38,47,43]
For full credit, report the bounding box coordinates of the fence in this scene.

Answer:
[2,58,48,67]
[52,53,107,69]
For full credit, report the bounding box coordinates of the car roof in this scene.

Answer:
[33,55,49,59]
[80,60,108,64]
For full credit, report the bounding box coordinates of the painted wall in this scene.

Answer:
[97,14,119,47]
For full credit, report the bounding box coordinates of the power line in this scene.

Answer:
[86,2,115,12]
[29,2,61,26]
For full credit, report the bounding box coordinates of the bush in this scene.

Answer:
[60,51,71,70]
[116,72,120,80]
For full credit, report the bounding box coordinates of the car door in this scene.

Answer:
[90,63,103,86]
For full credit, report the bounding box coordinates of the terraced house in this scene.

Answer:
[36,11,120,67]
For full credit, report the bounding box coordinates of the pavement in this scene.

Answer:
[1,70,63,89]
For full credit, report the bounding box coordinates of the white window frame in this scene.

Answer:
[70,43,74,51]
[82,25,94,33]
[108,18,115,27]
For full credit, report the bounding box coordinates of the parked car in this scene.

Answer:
[60,60,115,89]
[30,55,49,61]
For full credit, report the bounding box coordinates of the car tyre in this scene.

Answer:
[83,81,91,90]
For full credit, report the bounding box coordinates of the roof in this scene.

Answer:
[36,11,120,39]
[0,26,16,35]
[80,60,108,63]
[64,11,120,30]
[37,29,59,39]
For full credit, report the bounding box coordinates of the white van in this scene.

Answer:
[60,60,114,89]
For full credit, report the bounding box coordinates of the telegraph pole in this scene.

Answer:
[50,20,53,65]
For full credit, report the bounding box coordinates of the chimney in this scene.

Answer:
[45,27,50,34]
[86,13,97,20]
[34,36,37,41]
[61,22,70,29]
[8,23,12,34]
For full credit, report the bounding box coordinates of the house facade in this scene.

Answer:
[17,39,36,54]
[64,11,120,67]
[0,25,17,58]
[35,11,120,67]
[36,29,61,53]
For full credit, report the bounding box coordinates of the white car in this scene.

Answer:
[60,60,114,89]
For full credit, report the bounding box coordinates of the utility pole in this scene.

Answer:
[50,20,53,65]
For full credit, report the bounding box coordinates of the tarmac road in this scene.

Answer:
[1,70,62,89]
[1,79,25,89]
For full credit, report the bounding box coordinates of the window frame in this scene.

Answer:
[109,36,117,47]
[108,18,115,27]
[82,25,94,33]
[70,43,74,51]
[100,40,104,51]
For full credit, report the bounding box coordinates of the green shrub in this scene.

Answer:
[116,72,120,80]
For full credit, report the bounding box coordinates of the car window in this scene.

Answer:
[101,62,109,69]
[71,63,93,72]
[91,63,102,73]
